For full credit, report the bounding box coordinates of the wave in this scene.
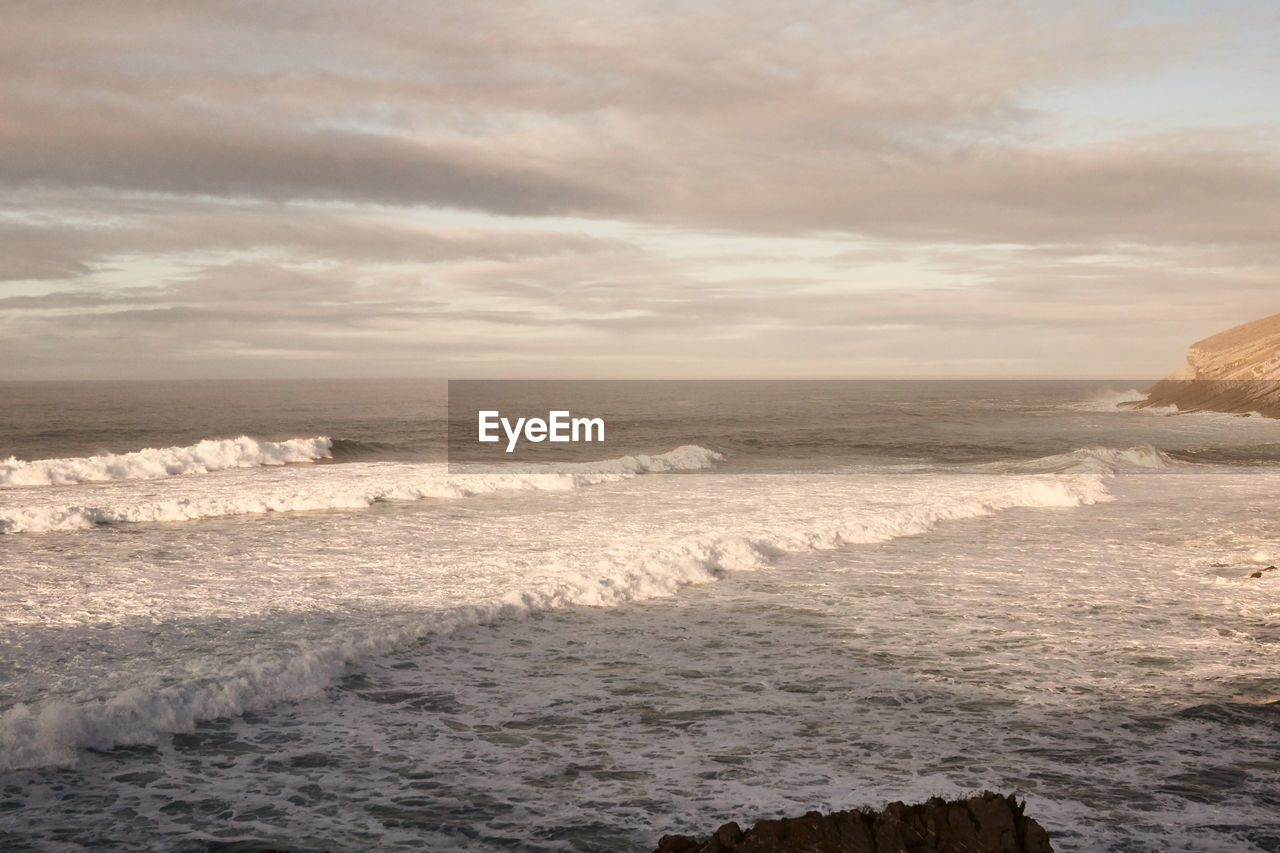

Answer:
[0,470,1107,771]
[0,445,726,534]
[1164,445,1280,466]
[1072,388,1156,412]
[327,437,412,461]
[1076,388,1272,420]
[0,436,334,487]
[978,445,1174,475]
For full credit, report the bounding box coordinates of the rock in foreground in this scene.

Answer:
[1132,312,1280,417]
[655,791,1052,853]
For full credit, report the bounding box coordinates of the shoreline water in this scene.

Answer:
[2,381,1278,851]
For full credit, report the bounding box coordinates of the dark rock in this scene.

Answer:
[655,791,1053,853]
[656,835,704,853]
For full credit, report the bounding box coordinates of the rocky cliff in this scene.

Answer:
[1132,312,1280,417]
[654,791,1053,853]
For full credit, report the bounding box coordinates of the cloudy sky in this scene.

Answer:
[2,0,1278,379]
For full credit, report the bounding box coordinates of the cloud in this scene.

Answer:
[2,228,1273,380]
[0,200,633,285]
[5,1,1274,241]
[2,0,1279,378]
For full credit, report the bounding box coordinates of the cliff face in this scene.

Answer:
[1134,312,1280,417]
[654,792,1053,853]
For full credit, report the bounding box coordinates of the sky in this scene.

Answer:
[1,0,1278,379]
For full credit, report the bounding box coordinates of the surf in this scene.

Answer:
[0,445,726,533]
[0,436,334,487]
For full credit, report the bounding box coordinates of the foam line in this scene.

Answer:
[0,446,726,533]
[0,470,1107,770]
[0,436,334,487]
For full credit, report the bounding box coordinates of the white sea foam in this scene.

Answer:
[0,445,726,533]
[0,436,334,487]
[1074,387,1155,411]
[0,469,1106,771]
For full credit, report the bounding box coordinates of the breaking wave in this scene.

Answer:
[1071,388,1155,412]
[0,436,334,487]
[0,445,726,534]
[979,445,1174,475]
[0,470,1107,771]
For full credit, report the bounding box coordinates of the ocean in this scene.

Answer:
[1,380,1277,852]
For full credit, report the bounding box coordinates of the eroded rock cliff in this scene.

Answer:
[1132,312,1280,417]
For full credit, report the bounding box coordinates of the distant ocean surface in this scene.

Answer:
[1,380,1278,852]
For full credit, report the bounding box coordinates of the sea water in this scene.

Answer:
[0,380,1277,851]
